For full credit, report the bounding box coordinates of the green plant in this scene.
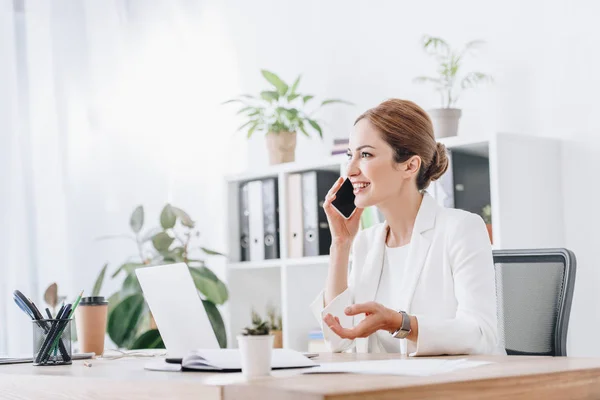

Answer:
[91,263,108,296]
[266,303,282,331]
[93,204,228,349]
[241,309,271,336]
[223,70,352,138]
[481,204,492,225]
[360,206,382,230]
[413,35,493,108]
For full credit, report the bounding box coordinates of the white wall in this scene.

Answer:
[217,0,600,356]
[14,0,596,356]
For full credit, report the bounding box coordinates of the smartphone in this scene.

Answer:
[331,177,356,218]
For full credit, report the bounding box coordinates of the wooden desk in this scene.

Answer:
[2,353,600,399]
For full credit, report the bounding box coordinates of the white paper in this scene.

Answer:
[304,358,492,376]
[183,349,316,370]
[144,361,183,372]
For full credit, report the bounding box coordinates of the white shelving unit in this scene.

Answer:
[224,132,564,351]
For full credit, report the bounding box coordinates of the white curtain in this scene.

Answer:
[0,0,244,354]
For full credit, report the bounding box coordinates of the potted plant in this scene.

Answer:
[266,303,283,349]
[414,35,493,138]
[224,70,352,165]
[237,309,273,378]
[481,204,493,244]
[92,204,228,350]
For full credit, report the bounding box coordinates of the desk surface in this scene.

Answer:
[2,353,600,400]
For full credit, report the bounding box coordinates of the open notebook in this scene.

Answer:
[145,349,317,372]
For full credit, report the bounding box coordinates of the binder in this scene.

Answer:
[301,171,339,257]
[287,173,304,258]
[239,182,250,262]
[262,178,280,259]
[452,151,491,215]
[247,180,265,261]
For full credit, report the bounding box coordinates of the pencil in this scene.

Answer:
[68,290,84,318]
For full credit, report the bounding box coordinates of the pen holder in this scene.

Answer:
[32,319,73,366]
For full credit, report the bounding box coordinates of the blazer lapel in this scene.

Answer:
[397,193,437,312]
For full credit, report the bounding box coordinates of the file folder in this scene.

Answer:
[247,180,265,261]
[239,182,250,262]
[301,171,338,256]
[287,173,304,258]
[262,178,280,259]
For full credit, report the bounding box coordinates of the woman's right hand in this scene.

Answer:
[323,177,364,246]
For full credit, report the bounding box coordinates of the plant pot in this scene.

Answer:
[266,131,297,165]
[486,223,493,244]
[428,108,462,138]
[271,330,283,349]
[237,334,274,378]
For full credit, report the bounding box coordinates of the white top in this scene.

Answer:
[375,243,410,353]
[311,193,501,356]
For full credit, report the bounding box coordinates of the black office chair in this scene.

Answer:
[493,248,576,356]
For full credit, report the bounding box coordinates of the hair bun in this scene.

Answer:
[425,143,449,183]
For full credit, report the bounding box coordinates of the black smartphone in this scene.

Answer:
[331,178,356,218]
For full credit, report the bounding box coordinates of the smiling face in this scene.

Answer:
[346,118,421,209]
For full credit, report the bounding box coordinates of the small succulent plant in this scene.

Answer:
[241,309,271,336]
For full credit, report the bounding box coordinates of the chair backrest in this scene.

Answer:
[493,248,576,356]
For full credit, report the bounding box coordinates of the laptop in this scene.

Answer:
[136,263,220,358]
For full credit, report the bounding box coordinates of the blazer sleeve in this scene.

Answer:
[408,213,500,356]
[309,230,367,353]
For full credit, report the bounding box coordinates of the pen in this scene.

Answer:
[44,289,83,363]
[46,307,57,358]
[45,307,57,358]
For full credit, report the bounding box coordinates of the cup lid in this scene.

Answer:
[80,296,108,305]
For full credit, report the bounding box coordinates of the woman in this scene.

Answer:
[310,99,501,356]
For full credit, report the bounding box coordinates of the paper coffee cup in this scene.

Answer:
[75,296,108,356]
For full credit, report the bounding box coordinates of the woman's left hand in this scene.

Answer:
[323,302,402,339]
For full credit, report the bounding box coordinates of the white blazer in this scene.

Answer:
[310,193,502,356]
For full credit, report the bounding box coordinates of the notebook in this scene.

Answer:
[145,349,317,372]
